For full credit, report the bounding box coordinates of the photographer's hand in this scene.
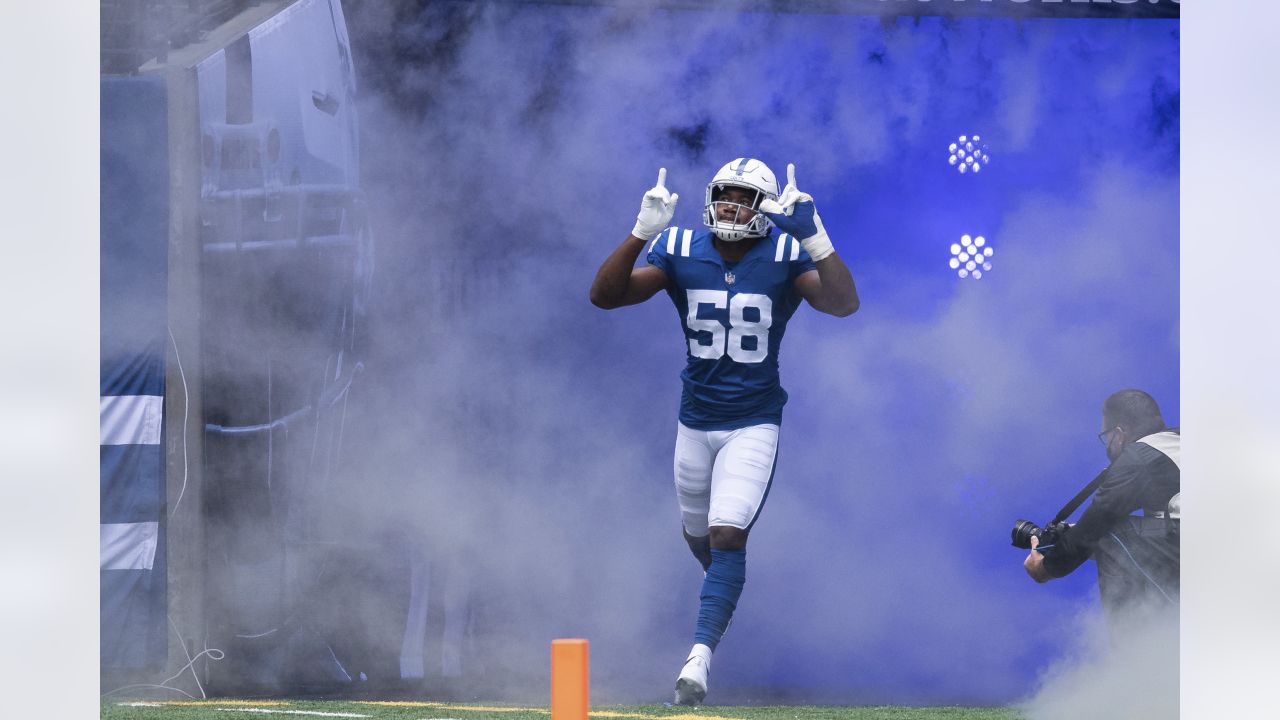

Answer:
[1024,536,1053,584]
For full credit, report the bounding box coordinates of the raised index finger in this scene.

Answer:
[656,167,667,189]
[786,163,797,188]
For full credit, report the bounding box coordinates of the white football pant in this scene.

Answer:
[673,421,779,536]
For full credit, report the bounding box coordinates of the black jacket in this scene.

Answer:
[1043,430,1180,582]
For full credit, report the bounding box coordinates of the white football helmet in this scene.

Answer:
[703,158,779,242]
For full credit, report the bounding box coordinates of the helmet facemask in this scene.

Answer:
[705,183,773,242]
[704,158,780,242]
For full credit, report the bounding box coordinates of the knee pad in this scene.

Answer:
[707,496,755,530]
[707,425,777,530]
[674,430,713,536]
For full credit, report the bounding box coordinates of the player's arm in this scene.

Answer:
[761,163,859,317]
[590,168,679,309]
[590,238,670,308]
[794,258,858,317]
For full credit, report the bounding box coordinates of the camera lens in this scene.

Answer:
[1011,519,1042,549]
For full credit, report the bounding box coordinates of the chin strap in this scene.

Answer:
[714,230,768,243]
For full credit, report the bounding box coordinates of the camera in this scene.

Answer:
[1011,519,1068,550]
[1012,468,1108,551]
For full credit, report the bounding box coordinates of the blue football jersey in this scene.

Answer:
[646,226,817,430]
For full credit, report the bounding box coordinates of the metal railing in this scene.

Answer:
[101,0,258,74]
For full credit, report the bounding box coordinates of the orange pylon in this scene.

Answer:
[551,638,589,720]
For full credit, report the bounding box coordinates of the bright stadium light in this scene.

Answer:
[948,133,991,174]
[949,233,996,280]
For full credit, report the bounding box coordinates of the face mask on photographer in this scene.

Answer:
[1098,420,1128,463]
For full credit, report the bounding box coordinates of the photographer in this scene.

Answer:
[1022,389,1180,624]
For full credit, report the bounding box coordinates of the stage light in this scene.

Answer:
[948,133,991,174]
[949,233,995,280]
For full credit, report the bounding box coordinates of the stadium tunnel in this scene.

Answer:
[101,0,1180,704]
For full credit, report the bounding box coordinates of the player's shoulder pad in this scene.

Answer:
[770,233,811,263]
[647,226,699,259]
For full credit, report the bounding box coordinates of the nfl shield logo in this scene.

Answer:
[725,271,736,285]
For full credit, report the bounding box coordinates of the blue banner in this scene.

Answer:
[101,75,169,669]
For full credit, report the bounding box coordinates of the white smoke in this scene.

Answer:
[1021,600,1179,720]
[319,0,1182,703]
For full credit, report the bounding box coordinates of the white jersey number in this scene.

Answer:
[685,290,773,363]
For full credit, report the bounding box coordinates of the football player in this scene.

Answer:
[589,158,859,705]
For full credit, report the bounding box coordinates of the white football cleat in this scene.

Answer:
[673,644,712,706]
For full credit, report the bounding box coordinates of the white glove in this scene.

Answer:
[758,163,834,262]
[758,162,802,217]
[631,167,680,242]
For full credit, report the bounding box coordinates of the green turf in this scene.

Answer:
[101,698,1023,720]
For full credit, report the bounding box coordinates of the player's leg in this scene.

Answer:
[683,529,712,573]
[673,422,714,571]
[675,423,779,705]
[699,422,777,645]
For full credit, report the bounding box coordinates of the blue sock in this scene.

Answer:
[694,548,746,650]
